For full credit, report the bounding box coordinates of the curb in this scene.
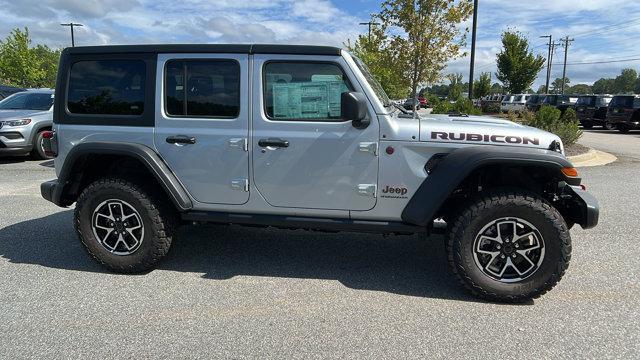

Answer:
[568,149,617,167]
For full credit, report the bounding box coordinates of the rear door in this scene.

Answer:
[154,54,249,205]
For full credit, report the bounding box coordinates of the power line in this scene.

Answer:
[552,57,640,66]
[571,16,640,38]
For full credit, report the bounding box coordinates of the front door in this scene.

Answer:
[154,54,249,205]
[251,55,379,211]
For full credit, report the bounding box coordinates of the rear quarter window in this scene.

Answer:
[67,60,146,115]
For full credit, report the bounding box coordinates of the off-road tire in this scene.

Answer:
[75,177,178,273]
[31,130,52,160]
[447,191,571,302]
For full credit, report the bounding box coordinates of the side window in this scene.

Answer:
[165,60,240,118]
[263,62,352,121]
[67,60,145,115]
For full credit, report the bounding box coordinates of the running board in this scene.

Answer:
[181,211,429,235]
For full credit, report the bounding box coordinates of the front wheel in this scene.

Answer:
[75,178,178,273]
[31,130,54,160]
[447,191,571,302]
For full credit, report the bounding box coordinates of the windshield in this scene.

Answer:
[350,54,392,107]
[610,96,633,108]
[0,92,53,110]
[576,96,595,106]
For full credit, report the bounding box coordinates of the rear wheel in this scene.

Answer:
[447,191,571,302]
[75,177,178,273]
[581,122,593,129]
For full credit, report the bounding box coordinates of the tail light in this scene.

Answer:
[42,130,57,158]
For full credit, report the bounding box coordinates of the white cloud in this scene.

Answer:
[0,0,639,88]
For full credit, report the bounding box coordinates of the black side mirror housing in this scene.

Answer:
[341,92,369,129]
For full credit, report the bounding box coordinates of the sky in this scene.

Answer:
[1,0,639,89]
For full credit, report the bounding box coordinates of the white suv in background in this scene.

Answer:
[0,89,54,159]
[501,94,530,113]
[500,94,514,112]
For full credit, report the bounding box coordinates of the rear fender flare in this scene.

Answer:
[54,142,192,211]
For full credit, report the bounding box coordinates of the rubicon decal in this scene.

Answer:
[431,131,539,145]
[381,185,409,199]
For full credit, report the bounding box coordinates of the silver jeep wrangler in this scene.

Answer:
[41,45,598,302]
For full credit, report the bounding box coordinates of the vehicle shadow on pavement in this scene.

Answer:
[0,156,30,164]
[0,211,494,303]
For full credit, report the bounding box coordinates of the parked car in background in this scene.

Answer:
[403,98,421,110]
[417,96,428,108]
[541,94,578,114]
[0,85,25,100]
[0,89,54,159]
[499,94,514,112]
[575,95,613,129]
[526,94,545,112]
[605,95,640,133]
[509,94,530,112]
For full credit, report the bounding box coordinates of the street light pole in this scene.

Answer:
[60,23,83,47]
[468,0,478,100]
[358,21,380,41]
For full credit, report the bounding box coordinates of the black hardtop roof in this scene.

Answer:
[62,44,343,56]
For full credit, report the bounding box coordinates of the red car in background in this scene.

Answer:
[418,96,428,107]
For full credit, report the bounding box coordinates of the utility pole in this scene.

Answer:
[61,22,83,47]
[540,35,552,94]
[358,20,380,41]
[468,0,478,100]
[560,36,574,94]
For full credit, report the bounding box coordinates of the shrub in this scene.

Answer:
[432,100,453,114]
[481,101,500,114]
[521,105,582,146]
[454,98,482,115]
[432,98,482,115]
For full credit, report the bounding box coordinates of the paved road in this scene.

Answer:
[0,132,638,359]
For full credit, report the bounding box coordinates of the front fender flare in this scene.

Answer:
[401,146,576,227]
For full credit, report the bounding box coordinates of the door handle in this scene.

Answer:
[166,135,196,145]
[258,138,289,148]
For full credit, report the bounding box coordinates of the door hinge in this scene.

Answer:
[229,138,248,151]
[231,178,249,192]
[357,184,377,198]
[358,142,378,156]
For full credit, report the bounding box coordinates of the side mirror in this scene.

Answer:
[341,92,369,129]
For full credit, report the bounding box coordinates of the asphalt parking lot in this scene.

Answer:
[0,130,638,359]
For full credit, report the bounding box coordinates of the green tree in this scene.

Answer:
[536,85,546,94]
[551,77,570,94]
[377,0,473,112]
[0,28,60,88]
[490,82,503,94]
[0,28,60,87]
[592,78,615,94]
[495,31,545,93]
[474,72,491,98]
[613,68,637,94]
[568,84,592,94]
[345,24,409,99]
[446,73,464,100]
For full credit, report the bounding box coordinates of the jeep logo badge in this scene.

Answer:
[381,185,408,199]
